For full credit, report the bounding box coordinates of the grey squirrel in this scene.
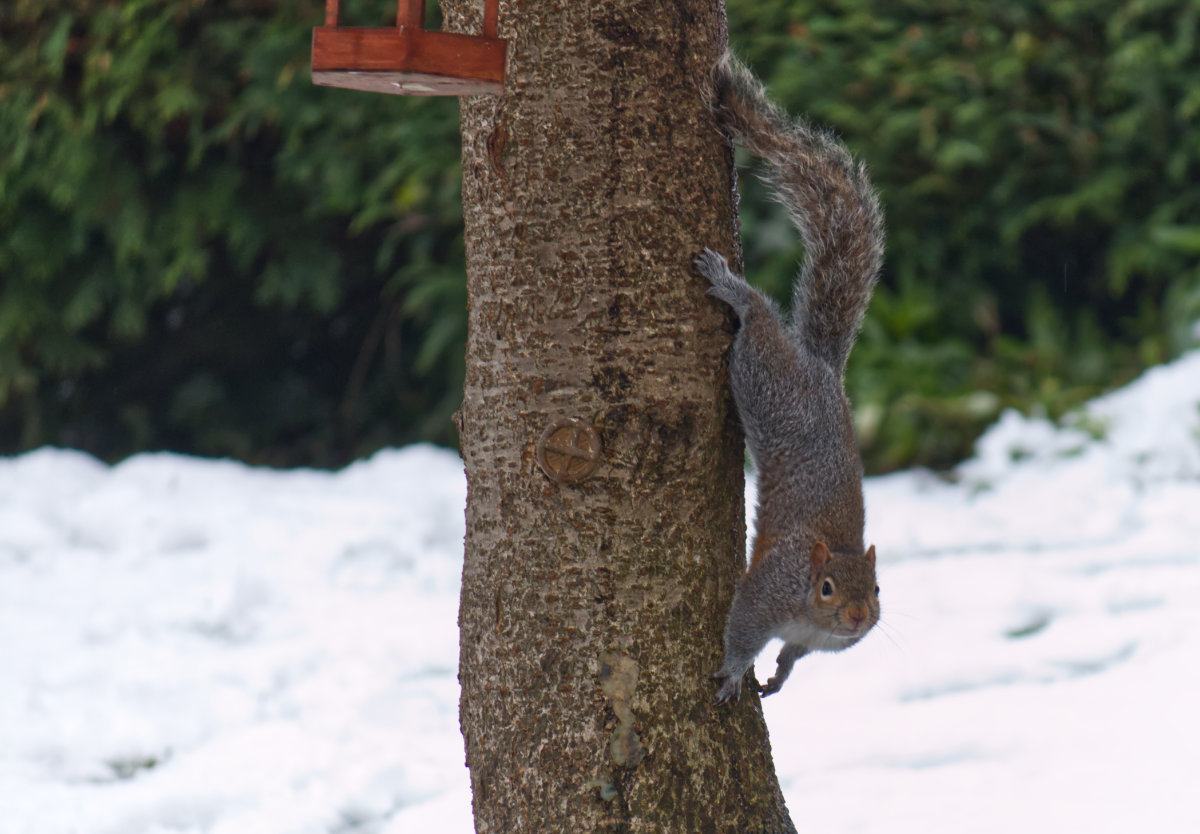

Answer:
[695,54,884,705]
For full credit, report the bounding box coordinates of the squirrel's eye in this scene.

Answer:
[821,580,834,598]
[875,585,880,596]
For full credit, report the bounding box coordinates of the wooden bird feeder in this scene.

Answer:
[312,0,506,96]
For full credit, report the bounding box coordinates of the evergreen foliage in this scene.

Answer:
[1,0,466,465]
[2,0,1198,469]
[728,0,1200,469]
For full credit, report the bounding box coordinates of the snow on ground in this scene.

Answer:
[0,447,469,834]
[2,352,1200,833]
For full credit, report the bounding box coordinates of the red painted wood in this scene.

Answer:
[310,1,507,97]
[483,0,499,38]
[311,27,506,96]
[397,0,425,29]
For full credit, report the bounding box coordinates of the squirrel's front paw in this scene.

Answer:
[712,671,743,706]
[758,677,785,698]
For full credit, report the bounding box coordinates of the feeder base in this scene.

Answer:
[311,26,506,97]
[311,69,503,97]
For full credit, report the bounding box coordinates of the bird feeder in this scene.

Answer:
[312,0,506,96]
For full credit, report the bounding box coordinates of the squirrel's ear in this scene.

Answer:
[810,541,831,578]
[865,544,876,567]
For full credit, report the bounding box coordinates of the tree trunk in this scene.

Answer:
[447,0,796,830]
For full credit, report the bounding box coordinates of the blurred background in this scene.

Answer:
[2,0,1198,472]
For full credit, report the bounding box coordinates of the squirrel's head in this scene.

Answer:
[808,541,880,642]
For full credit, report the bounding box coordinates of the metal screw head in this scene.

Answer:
[536,417,602,484]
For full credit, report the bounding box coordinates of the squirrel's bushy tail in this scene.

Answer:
[710,54,884,371]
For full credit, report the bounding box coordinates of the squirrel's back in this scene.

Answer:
[710,55,884,373]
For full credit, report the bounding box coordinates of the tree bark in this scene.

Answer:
[447,0,796,830]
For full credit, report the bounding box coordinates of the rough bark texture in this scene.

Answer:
[447,0,796,830]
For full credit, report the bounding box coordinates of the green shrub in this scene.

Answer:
[728,0,1200,470]
[0,0,466,465]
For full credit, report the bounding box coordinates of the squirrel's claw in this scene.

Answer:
[693,247,729,278]
[758,678,783,698]
[694,248,752,316]
[712,671,743,706]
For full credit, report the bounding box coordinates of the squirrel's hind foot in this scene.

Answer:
[694,248,752,316]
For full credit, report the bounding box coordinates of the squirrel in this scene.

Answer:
[695,54,884,705]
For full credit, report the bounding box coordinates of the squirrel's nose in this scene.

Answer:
[845,605,868,629]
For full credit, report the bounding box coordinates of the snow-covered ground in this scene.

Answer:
[3,352,1199,834]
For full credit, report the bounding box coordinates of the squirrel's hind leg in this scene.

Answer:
[694,248,754,318]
